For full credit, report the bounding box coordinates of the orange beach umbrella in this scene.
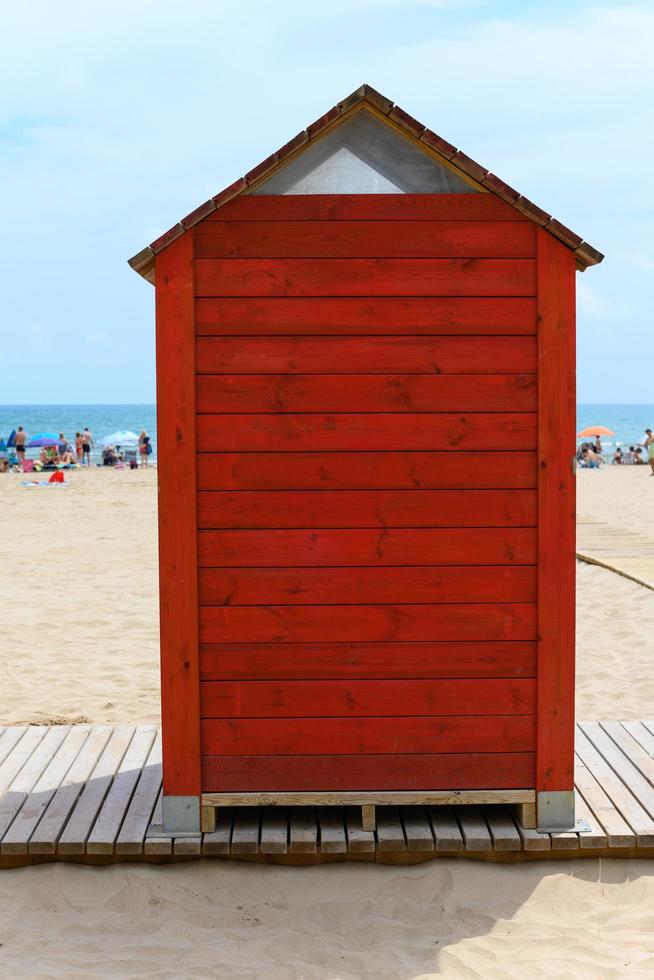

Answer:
[577,426,615,438]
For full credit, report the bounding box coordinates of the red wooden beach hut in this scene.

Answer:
[128,85,603,835]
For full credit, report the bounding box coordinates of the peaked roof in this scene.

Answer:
[128,84,604,283]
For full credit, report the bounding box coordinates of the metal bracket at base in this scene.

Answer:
[161,794,201,834]
[537,790,578,833]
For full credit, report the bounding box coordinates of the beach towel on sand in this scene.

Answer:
[20,479,68,488]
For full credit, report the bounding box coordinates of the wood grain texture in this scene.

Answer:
[196,374,537,413]
[196,413,537,453]
[200,678,536,718]
[201,752,536,791]
[195,258,536,298]
[155,231,201,796]
[197,527,537,566]
[198,602,537,643]
[199,641,537,680]
[208,194,530,222]
[197,452,537,491]
[198,565,537,606]
[536,228,576,794]
[195,336,536,375]
[195,220,536,259]
[195,296,537,336]
[201,715,536,755]
[196,489,537,529]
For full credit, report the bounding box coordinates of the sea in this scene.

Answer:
[0,403,653,464]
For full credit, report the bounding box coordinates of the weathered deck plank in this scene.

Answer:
[86,725,158,855]
[428,806,465,852]
[0,726,71,849]
[318,809,347,853]
[115,731,163,855]
[29,726,113,855]
[58,725,136,854]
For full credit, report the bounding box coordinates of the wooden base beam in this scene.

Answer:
[201,789,534,808]
[201,805,216,834]
[513,802,537,830]
[361,805,376,832]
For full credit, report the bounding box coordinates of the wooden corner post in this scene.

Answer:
[155,231,202,833]
[535,228,576,831]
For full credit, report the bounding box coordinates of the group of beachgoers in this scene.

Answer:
[0,426,152,473]
[578,428,654,474]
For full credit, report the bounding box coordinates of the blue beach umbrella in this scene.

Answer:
[7,429,16,448]
[26,432,59,448]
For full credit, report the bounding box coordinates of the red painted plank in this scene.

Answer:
[197,452,537,491]
[195,258,536,298]
[198,528,537,567]
[195,220,536,259]
[199,641,537,680]
[196,413,537,453]
[155,232,201,797]
[202,753,535,791]
[196,336,536,375]
[536,228,577,794]
[196,374,537,413]
[195,296,537,336]
[198,565,537,606]
[201,715,536,755]
[209,194,529,222]
[196,489,537,529]
[200,678,535,718]
[199,602,537,643]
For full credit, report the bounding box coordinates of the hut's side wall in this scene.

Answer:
[536,229,576,797]
[155,231,202,799]
[190,193,544,793]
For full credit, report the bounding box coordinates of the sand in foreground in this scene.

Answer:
[1,860,653,978]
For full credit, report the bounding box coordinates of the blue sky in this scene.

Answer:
[1,0,652,404]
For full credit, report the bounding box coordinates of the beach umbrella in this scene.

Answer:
[7,429,16,448]
[99,430,139,446]
[26,432,59,448]
[577,426,615,438]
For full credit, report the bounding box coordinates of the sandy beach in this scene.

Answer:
[1,465,654,977]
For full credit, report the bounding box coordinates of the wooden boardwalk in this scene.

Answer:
[577,516,654,591]
[4,722,654,865]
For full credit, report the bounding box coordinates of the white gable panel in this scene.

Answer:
[251,109,476,195]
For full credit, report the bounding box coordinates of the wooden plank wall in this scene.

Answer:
[194,194,538,792]
[155,232,202,798]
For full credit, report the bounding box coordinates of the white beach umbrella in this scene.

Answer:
[99,430,139,446]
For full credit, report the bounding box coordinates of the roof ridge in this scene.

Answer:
[128,83,603,282]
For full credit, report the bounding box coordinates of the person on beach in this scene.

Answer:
[643,429,654,475]
[75,432,83,462]
[580,443,602,468]
[612,446,623,464]
[81,427,93,467]
[15,426,26,469]
[58,433,67,456]
[138,430,151,468]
